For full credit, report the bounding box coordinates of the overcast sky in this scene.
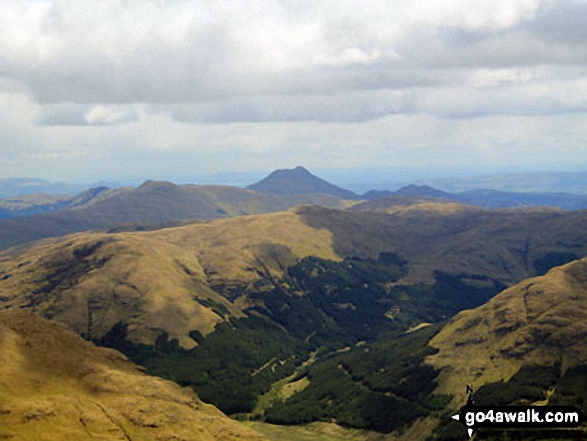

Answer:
[1,0,587,183]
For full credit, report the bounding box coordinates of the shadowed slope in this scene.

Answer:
[0,310,266,441]
[299,205,587,284]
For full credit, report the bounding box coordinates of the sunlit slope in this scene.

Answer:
[0,310,267,441]
[349,195,478,215]
[148,210,339,292]
[428,257,587,401]
[0,210,338,348]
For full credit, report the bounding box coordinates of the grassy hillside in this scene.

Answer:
[0,310,266,441]
[429,256,587,402]
[0,210,338,348]
[300,206,587,284]
[2,206,587,439]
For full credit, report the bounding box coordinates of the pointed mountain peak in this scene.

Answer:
[266,166,313,178]
[247,167,359,199]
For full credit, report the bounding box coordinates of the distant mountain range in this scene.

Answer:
[1,166,587,251]
[0,181,348,250]
[427,170,587,194]
[362,183,587,209]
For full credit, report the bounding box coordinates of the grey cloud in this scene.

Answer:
[21,50,456,105]
[396,1,587,70]
[162,72,587,123]
[36,103,138,126]
[2,0,587,124]
[416,82,587,119]
[525,1,587,46]
[398,26,587,70]
[161,90,415,123]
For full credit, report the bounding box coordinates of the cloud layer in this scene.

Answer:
[1,0,586,180]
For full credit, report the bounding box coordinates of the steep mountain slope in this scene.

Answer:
[263,258,587,440]
[0,210,338,348]
[429,256,587,401]
[0,181,348,250]
[247,166,359,199]
[0,310,266,441]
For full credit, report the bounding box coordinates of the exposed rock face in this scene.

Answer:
[0,310,267,441]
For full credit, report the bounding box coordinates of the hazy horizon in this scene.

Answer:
[4,165,587,197]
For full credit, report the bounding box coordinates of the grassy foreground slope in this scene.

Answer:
[0,310,266,441]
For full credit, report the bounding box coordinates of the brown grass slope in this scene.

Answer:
[428,257,587,402]
[0,310,266,441]
[0,210,338,349]
[0,181,348,250]
[2,204,587,351]
[349,195,478,215]
[300,205,587,284]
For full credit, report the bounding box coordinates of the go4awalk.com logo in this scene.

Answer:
[451,387,584,438]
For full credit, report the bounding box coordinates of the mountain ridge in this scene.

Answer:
[0,182,349,251]
[1,205,587,438]
[2,205,587,350]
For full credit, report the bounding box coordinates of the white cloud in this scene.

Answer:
[36,103,138,125]
[1,0,587,180]
[470,69,533,88]
[83,105,137,125]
